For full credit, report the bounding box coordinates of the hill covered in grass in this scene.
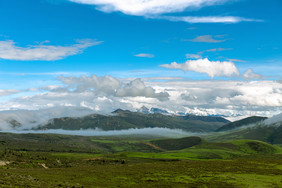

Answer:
[216,116,267,132]
[35,109,229,132]
[150,136,202,151]
[208,123,282,144]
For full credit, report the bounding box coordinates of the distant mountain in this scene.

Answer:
[216,116,267,132]
[179,114,230,124]
[137,106,150,114]
[137,106,169,115]
[36,109,228,132]
[150,108,169,114]
[0,107,95,131]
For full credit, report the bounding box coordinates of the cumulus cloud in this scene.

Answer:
[134,53,154,58]
[160,58,240,78]
[187,35,226,43]
[57,74,121,94]
[0,39,102,61]
[243,69,264,80]
[68,0,260,24]
[57,74,169,101]
[116,79,169,101]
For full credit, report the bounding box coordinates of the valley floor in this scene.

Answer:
[1,155,282,187]
[0,133,281,187]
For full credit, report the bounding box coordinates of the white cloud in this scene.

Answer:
[227,58,247,63]
[185,48,232,60]
[68,0,260,24]
[243,69,264,80]
[264,112,282,126]
[187,35,226,43]
[57,74,169,101]
[0,89,20,97]
[69,0,228,16]
[186,53,202,59]
[0,39,102,61]
[57,74,121,94]
[0,78,281,128]
[0,107,95,130]
[196,47,232,54]
[144,77,183,81]
[134,53,154,58]
[204,48,232,52]
[116,79,169,101]
[160,58,240,78]
[162,16,261,24]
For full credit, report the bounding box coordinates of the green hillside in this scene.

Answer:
[150,136,202,151]
[36,109,228,132]
[216,116,267,132]
[208,124,282,144]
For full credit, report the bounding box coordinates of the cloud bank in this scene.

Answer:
[1,127,199,137]
[57,74,169,101]
[0,39,102,61]
[0,89,20,97]
[0,107,95,130]
[0,74,281,122]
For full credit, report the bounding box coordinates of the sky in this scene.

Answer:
[0,0,281,121]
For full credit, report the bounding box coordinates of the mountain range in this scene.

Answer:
[35,109,229,132]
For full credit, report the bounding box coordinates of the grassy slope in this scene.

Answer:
[0,132,164,154]
[206,124,282,144]
[118,139,282,160]
[216,116,267,132]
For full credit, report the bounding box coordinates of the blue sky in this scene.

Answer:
[0,0,281,120]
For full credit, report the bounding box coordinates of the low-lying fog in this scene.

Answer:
[0,127,202,138]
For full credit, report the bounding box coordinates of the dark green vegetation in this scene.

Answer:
[36,109,229,132]
[0,132,282,187]
[150,136,202,151]
[216,116,267,132]
[208,124,282,144]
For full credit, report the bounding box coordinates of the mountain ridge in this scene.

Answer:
[35,109,229,132]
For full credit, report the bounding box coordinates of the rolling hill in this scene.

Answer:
[207,117,282,144]
[216,116,267,132]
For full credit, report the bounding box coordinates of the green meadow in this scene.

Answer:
[0,133,282,187]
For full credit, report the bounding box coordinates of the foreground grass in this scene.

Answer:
[0,155,281,187]
[0,133,282,187]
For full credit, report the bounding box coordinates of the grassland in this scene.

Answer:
[0,132,282,187]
